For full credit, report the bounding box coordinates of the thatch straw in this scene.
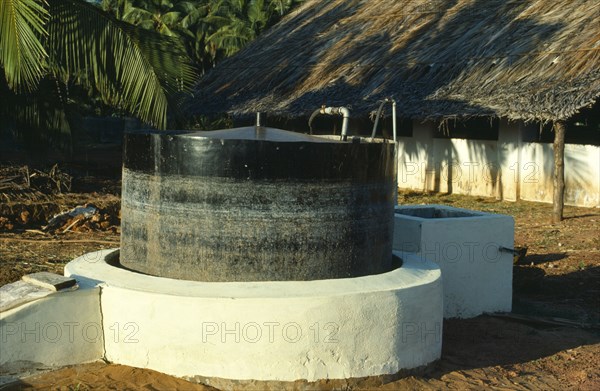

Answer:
[191,0,600,122]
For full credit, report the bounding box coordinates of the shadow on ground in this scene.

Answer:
[512,265,599,323]
[429,315,599,378]
[521,252,568,265]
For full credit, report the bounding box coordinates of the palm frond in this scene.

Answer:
[247,0,269,30]
[0,0,49,92]
[47,0,197,129]
[121,6,153,25]
[207,19,256,57]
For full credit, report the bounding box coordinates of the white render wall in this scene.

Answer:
[393,205,514,319]
[518,142,600,207]
[397,120,600,207]
[0,288,104,369]
[64,249,443,383]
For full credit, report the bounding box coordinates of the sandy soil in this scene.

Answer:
[5,318,599,390]
[1,168,598,390]
[4,362,217,391]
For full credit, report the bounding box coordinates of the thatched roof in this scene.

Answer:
[191,0,600,122]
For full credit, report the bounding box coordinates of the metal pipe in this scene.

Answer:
[370,98,397,143]
[370,102,386,140]
[339,107,350,141]
[392,100,397,143]
[308,106,351,141]
[389,98,398,206]
[308,108,322,134]
[370,98,398,205]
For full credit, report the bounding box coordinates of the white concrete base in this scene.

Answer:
[0,287,104,370]
[64,249,443,384]
[394,204,514,319]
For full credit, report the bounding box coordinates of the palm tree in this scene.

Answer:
[178,1,229,71]
[1,0,197,130]
[120,0,189,37]
[101,0,303,72]
[205,0,303,59]
[205,0,270,58]
[111,0,219,71]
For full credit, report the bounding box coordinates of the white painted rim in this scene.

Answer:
[66,249,441,299]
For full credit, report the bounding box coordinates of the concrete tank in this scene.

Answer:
[120,127,396,281]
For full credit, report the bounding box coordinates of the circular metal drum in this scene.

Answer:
[120,127,396,281]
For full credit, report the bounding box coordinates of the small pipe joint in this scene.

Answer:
[309,106,351,140]
[322,106,350,141]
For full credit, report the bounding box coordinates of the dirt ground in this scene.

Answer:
[0,165,598,390]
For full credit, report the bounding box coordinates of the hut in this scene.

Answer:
[191,0,600,208]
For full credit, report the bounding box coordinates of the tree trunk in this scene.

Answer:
[552,121,566,223]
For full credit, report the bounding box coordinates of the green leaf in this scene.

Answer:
[47,0,197,129]
[0,0,49,92]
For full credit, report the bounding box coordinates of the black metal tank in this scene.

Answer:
[120,127,396,282]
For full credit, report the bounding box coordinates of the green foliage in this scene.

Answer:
[0,0,197,150]
[188,113,233,130]
[1,0,302,151]
[0,76,77,153]
[48,0,196,128]
[0,0,49,92]
[103,0,304,71]
[120,0,191,36]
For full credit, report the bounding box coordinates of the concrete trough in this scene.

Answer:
[393,204,514,319]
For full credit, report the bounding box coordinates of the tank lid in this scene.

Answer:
[183,126,341,143]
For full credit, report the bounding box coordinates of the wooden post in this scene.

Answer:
[552,121,566,223]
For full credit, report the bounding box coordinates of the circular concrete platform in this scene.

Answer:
[65,250,442,386]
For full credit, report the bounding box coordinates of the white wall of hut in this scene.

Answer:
[396,120,600,208]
